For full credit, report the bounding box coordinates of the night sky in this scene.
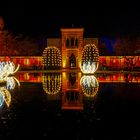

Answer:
[1,1,140,38]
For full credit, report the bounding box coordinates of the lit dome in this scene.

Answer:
[80,75,99,98]
[42,46,62,70]
[80,44,99,74]
[42,73,61,95]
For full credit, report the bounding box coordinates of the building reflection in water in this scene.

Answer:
[42,72,99,110]
[0,77,20,108]
[42,73,62,95]
[61,72,83,110]
[80,75,99,98]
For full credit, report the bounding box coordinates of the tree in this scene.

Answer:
[16,37,40,56]
[124,56,140,71]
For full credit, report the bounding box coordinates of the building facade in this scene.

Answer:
[43,28,98,69]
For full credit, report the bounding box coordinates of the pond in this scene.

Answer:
[0,71,140,139]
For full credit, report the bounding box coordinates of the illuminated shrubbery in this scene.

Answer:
[80,75,99,98]
[42,46,62,70]
[81,44,99,74]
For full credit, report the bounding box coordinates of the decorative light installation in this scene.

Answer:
[0,87,11,107]
[0,92,4,107]
[42,46,62,70]
[6,76,20,90]
[80,75,99,98]
[81,44,99,74]
[42,73,61,95]
[0,76,20,108]
[0,61,20,81]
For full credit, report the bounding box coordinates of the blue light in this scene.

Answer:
[0,93,4,107]
[100,37,116,55]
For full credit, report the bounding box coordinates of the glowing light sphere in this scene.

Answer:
[0,61,20,81]
[42,46,62,70]
[81,44,99,74]
[42,73,61,95]
[80,75,99,98]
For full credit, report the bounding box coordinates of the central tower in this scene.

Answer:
[61,28,84,69]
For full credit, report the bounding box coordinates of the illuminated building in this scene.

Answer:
[61,71,83,110]
[0,17,139,71]
[43,28,99,72]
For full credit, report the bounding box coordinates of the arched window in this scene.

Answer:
[71,38,74,46]
[66,38,69,47]
[75,38,78,46]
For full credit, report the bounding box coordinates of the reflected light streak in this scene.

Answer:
[80,75,99,98]
[42,73,61,95]
[0,61,20,80]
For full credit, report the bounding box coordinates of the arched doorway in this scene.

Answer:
[69,53,76,68]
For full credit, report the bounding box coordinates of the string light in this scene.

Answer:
[42,73,61,95]
[42,46,62,69]
[0,76,20,108]
[80,75,99,98]
[0,61,20,80]
[80,44,99,74]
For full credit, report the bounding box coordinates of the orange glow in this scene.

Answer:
[62,72,66,80]
[62,59,66,68]
[15,72,140,83]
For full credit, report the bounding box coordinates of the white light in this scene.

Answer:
[80,62,99,74]
[0,93,4,107]
[0,87,11,107]
[0,76,20,108]
[0,61,20,81]
[80,75,99,97]
[81,44,99,74]
[6,76,20,90]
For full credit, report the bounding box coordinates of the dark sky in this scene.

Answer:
[1,1,140,38]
